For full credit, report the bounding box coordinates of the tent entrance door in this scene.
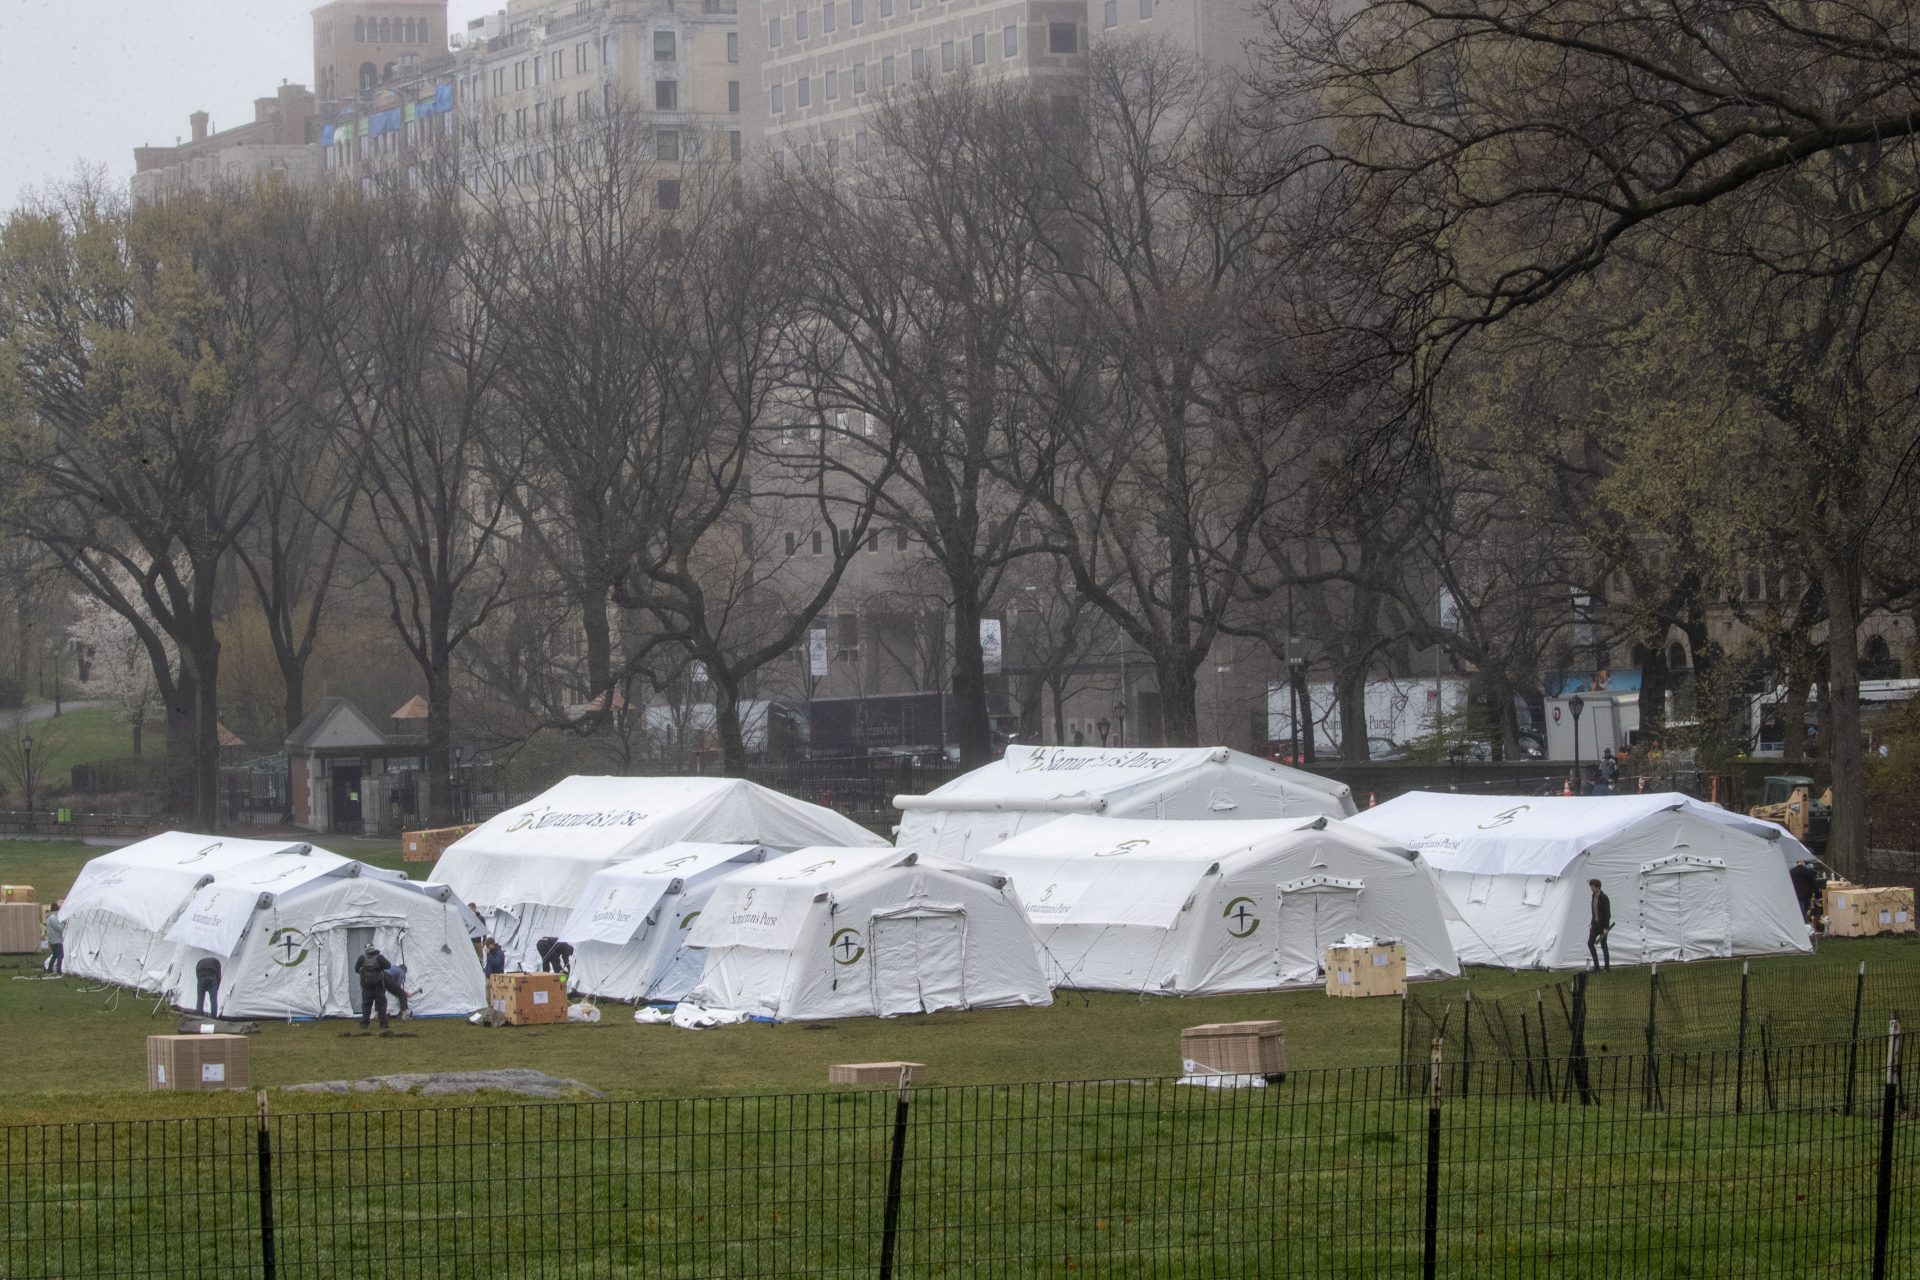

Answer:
[1639,862,1730,963]
[1273,879,1363,984]
[870,910,967,1016]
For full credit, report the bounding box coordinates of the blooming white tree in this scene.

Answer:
[68,566,172,757]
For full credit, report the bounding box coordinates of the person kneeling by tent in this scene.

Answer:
[536,935,573,975]
[355,943,392,1030]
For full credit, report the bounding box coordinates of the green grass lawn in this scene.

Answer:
[14,705,139,794]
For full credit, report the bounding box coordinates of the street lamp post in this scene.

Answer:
[21,734,33,831]
[1568,694,1586,795]
[1096,718,1111,748]
[1284,636,1307,764]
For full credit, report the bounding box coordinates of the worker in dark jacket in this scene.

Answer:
[194,956,222,1018]
[354,943,392,1030]
[536,935,573,974]
[1788,860,1819,923]
[1587,879,1612,971]
[483,938,506,976]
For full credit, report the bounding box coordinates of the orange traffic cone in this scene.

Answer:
[1561,776,1573,796]
[1367,791,1377,809]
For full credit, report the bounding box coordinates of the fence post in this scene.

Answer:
[1642,965,1662,1111]
[1424,1037,1443,1280]
[1845,961,1866,1118]
[1536,989,1554,1098]
[876,1065,913,1280]
[1569,971,1594,1106]
[255,1089,277,1280]
[1871,1020,1903,1280]
[1734,961,1750,1114]
[1459,990,1473,1099]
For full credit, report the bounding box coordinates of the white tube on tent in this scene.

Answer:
[891,794,1109,815]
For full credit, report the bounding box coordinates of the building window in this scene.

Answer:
[882,54,895,85]
[853,62,866,92]
[655,80,677,109]
[1048,22,1078,53]
[1104,0,1117,28]
[812,531,824,555]
[912,48,926,77]
[880,0,893,14]
[796,8,810,39]
[493,67,505,95]
[972,32,985,63]
[494,114,506,142]
[770,82,784,113]
[553,98,566,129]
[578,88,591,117]
[515,106,527,136]
[515,60,528,89]
[354,16,365,41]
[941,40,954,71]
[1140,0,1154,15]
[730,129,742,160]
[552,50,565,79]
[656,128,680,161]
[797,76,811,107]
[852,0,865,22]
[826,69,838,99]
[576,42,588,73]
[1003,24,1018,55]
[727,31,739,62]
[823,3,837,33]
[769,16,781,47]
[657,178,681,209]
[728,80,740,112]
[534,57,544,86]
[535,102,546,130]
[654,30,675,61]
[896,527,909,551]
[785,532,798,556]
[378,17,391,41]
[603,35,616,66]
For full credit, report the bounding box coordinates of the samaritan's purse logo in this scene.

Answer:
[1223,896,1260,938]
[830,927,866,965]
[269,927,310,967]
[1477,805,1531,831]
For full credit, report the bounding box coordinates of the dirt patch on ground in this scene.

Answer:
[284,1068,605,1098]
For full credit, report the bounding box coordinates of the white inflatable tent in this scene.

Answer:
[432,776,887,967]
[893,744,1356,859]
[1348,792,1812,969]
[683,847,1053,1020]
[959,814,1459,993]
[59,831,486,1019]
[557,842,781,1004]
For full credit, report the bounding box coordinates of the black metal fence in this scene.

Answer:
[1401,952,1920,1091]
[1,1030,1909,1279]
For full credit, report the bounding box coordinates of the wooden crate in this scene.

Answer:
[1325,942,1407,998]
[829,1061,926,1086]
[1825,885,1916,937]
[0,884,35,903]
[0,903,44,954]
[147,1034,250,1091]
[1181,1021,1286,1077]
[401,824,478,863]
[488,971,568,1025]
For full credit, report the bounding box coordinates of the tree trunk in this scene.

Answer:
[164,670,197,819]
[1157,655,1201,747]
[189,641,221,830]
[1638,633,1670,742]
[1781,678,1811,764]
[581,584,613,703]
[1820,553,1867,879]
[1051,677,1068,746]
[1336,657,1369,764]
[712,670,750,777]
[131,711,144,758]
[948,582,992,766]
[426,628,453,828]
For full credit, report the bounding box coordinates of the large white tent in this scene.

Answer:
[432,776,887,967]
[957,815,1459,993]
[683,847,1052,1020]
[557,842,781,1004]
[893,745,1356,859]
[60,832,485,1019]
[1348,792,1812,969]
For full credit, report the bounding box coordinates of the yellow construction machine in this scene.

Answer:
[1748,775,1832,852]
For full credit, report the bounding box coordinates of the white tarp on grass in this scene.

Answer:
[893,744,1355,859]
[1348,792,1811,969]
[959,815,1459,993]
[684,847,1052,1021]
[60,832,485,1019]
[431,776,887,969]
[557,842,780,1004]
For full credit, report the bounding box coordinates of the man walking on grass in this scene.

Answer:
[355,943,392,1031]
[1587,879,1612,971]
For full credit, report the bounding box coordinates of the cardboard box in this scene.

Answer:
[0,902,45,954]
[488,971,568,1025]
[147,1034,250,1091]
[828,1061,926,1086]
[1825,886,1916,937]
[1325,942,1407,998]
[402,824,478,863]
[1181,1021,1286,1078]
[0,884,35,903]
